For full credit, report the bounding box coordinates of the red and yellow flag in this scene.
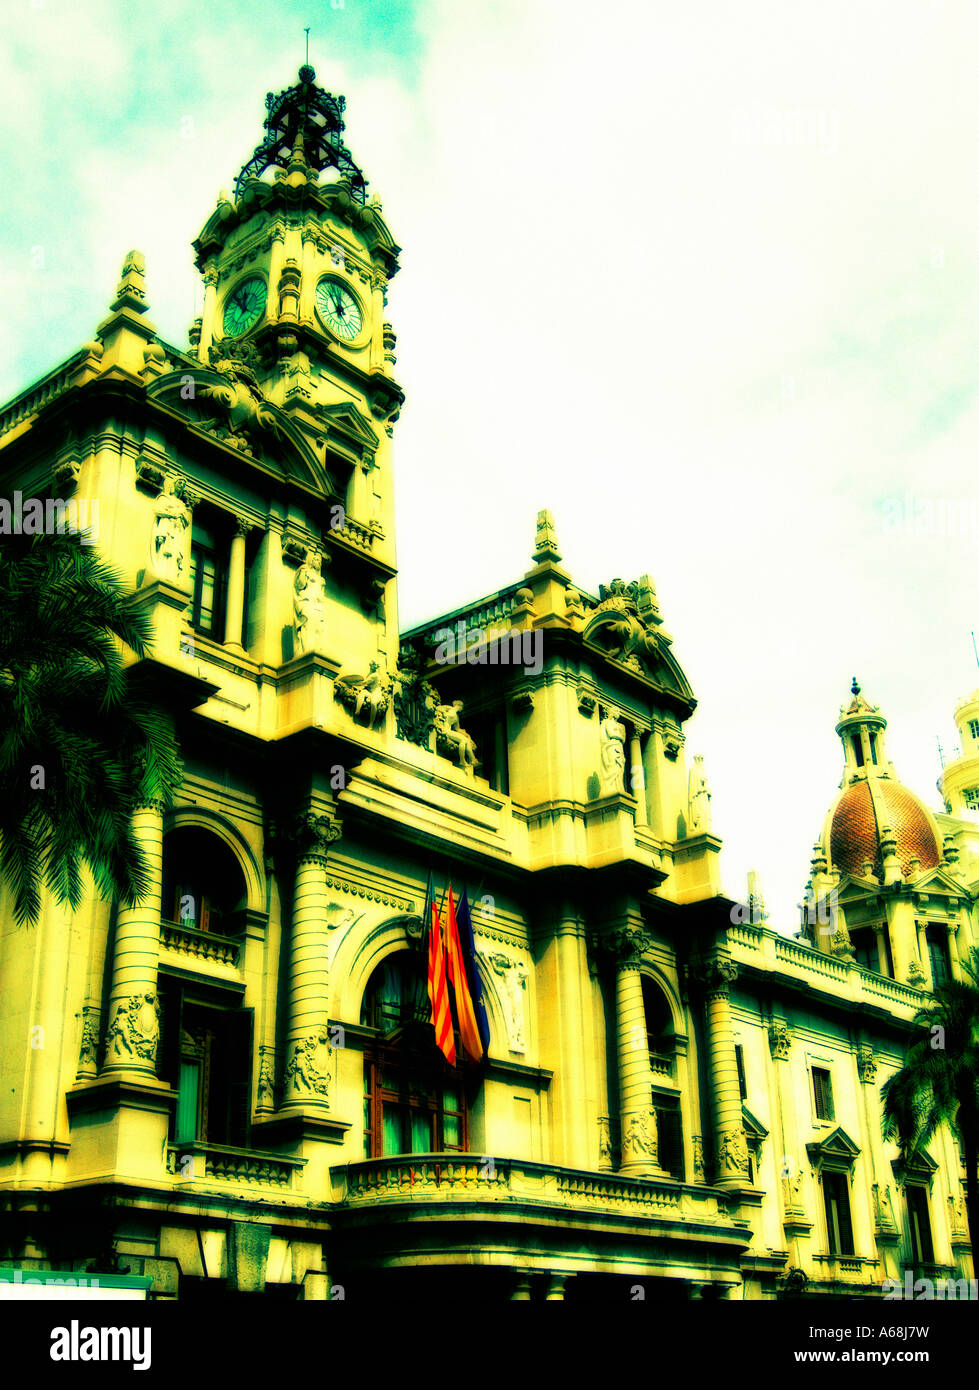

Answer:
[443,884,485,1063]
[426,879,455,1065]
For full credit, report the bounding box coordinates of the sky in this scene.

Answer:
[3,0,979,929]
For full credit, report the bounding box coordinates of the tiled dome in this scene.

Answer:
[828,779,940,879]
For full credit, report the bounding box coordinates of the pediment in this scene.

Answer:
[147,369,340,496]
[742,1105,769,1143]
[806,1126,861,1172]
[322,401,380,453]
[908,866,969,898]
[892,1148,938,1186]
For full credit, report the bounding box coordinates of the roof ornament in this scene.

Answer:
[234,68,367,202]
[532,508,562,564]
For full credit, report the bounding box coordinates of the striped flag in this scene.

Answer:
[425,873,455,1065]
[443,884,485,1063]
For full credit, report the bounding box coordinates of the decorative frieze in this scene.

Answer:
[103,992,161,1068]
[284,1029,333,1102]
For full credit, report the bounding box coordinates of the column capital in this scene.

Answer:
[604,924,652,968]
[233,515,255,538]
[290,811,343,865]
[690,953,738,998]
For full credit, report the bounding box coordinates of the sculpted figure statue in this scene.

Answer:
[435,700,478,774]
[335,660,393,729]
[688,753,712,833]
[105,992,160,1065]
[294,549,328,653]
[489,953,528,1052]
[599,706,627,793]
[151,478,190,582]
[284,1029,332,1101]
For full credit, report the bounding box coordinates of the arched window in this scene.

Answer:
[360,951,470,1159]
[161,826,247,936]
[641,976,675,1074]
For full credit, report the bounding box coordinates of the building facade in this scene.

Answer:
[0,69,973,1301]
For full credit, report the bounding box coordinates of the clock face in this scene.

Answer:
[222,277,267,337]
[316,277,363,342]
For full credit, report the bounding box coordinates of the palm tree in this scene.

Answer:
[881,950,979,1271]
[0,521,182,926]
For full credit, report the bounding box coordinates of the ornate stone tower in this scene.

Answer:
[188,65,403,664]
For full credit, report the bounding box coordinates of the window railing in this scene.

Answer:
[159,920,242,969]
[165,1141,304,1189]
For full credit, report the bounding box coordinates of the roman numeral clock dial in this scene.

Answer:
[315,277,363,342]
[221,276,267,337]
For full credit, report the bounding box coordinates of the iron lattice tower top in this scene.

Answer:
[234,65,368,204]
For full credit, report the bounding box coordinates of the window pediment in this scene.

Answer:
[891,1148,938,1189]
[806,1126,860,1175]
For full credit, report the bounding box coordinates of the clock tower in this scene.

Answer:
[189,64,404,652]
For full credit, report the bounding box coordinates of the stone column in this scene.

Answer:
[282,812,342,1109]
[538,905,591,1169]
[102,801,165,1077]
[698,955,749,1189]
[199,263,219,360]
[612,926,665,1178]
[223,517,251,652]
[629,732,646,828]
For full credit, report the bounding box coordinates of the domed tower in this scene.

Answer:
[805,681,963,991]
[823,679,941,885]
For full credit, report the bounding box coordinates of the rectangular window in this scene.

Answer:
[812,1066,834,1121]
[964,788,979,811]
[188,518,229,640]
[927,928,951,987]
[822,1171,855,1256]
[881,929,895,979]
[969,720,979,741]
[853,932,878,974]
[160,990,252,1148]
[907,1186,934,1265]
[734,1044,747,1101]
[654,1100,684,1182]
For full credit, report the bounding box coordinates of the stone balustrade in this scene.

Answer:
[159,920,242,970]
[333,1155,731,1227]
[165,1142,304,1190]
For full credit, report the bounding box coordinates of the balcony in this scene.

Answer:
[811,1252,882,1290]
[158,919,243,983]
[649,1052,676,1080]
[332,1154,744,1234]
[165,1141,304,1191]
